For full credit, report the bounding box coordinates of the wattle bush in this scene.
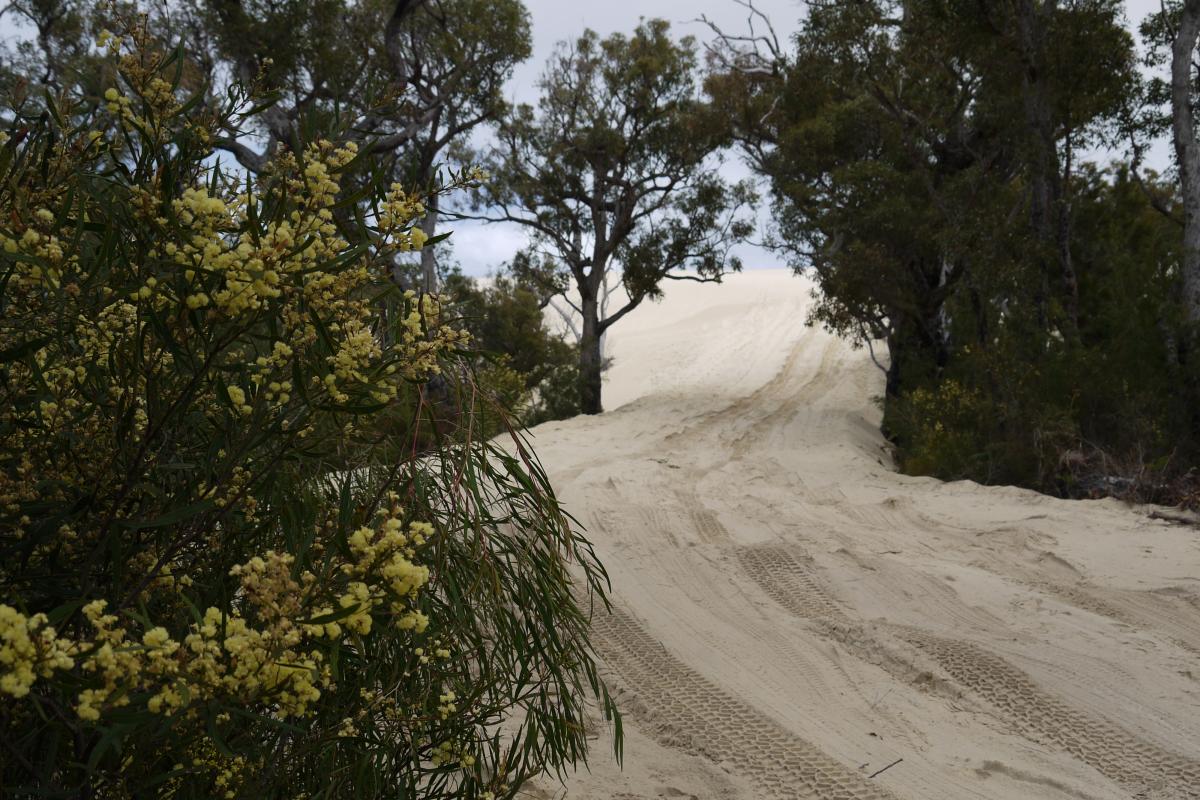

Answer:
[0,26,615,799]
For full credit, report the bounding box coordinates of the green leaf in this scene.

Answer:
[0,336,51,364]
[116,498,215,530]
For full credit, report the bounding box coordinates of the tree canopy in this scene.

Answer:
[474,19,755,414]
[707,0,1196,495]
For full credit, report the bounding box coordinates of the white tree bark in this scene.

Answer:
[1171,0,1200,325]
[599,270,613,362]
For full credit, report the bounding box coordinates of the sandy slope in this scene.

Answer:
[526,271,1200,800]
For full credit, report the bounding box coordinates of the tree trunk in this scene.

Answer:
[420,192,440,294]
[885,335,903,400]
[1172,0,1200,327]
[969,285,989,349]
[579,293,603,414]
[1058,130,1078,329]
[1015,0,1078,332]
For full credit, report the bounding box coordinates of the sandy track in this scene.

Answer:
[527,271,1200,800]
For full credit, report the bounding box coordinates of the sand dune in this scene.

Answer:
[528,270,1200,800]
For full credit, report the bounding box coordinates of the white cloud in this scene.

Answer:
[439,218,530,276]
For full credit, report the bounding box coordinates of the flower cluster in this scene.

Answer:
[0,606,75,698]
[0,25,595,800]
[0,96,470,553]
[0,20,455,727]
[2,510,435,723]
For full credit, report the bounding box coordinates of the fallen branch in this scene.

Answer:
[1148,509,1200,526]
[868,758,903,779]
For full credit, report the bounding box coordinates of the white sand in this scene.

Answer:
[525,270,1200,800]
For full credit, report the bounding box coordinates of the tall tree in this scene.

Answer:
[382,0,530,291]
[1171,0,1200,326]
[705,0,1134,400]
[0,0,90,92]
[0,0,531,294]
[473,20,755,414]
[189,0,435,173]
[0,0,529,197]
[707,1,1014,398]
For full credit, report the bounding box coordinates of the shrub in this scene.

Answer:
[443,271,581,426]
[890,380,992,480]
[0,27,615,799]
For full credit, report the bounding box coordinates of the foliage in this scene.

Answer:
[889,380,989,480]
[185,0,534,293]
[443,271,581,427]
[885,167,1191,492]
[388,0,533,291]
[0,26,615,798]
[0,0,532,195]
[474,19,756,414]
[707,0,1200,498]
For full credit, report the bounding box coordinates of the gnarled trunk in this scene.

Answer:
[579,293,603,414]
[1016,0,1078,332]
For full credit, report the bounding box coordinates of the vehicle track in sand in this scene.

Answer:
[736,543,1200,797]
[737,546,848,622]
[1011,570,1200,658]
[533,273,1200,800]
[588,602,900,800]
[895,630,1200,795]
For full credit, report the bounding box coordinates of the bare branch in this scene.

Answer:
[596,291,645,335]
[548,298,582,342]
[212,136,269,173]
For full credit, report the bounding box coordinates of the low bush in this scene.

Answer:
[0,26,615,799]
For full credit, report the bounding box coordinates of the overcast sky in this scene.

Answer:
[451,0,1172,276]
[0,0,1175,276]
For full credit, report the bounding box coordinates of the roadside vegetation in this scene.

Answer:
[0,17,614,798]
[706,0,1200,505]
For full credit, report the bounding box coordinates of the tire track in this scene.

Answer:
[729,335,844,455]
[1038,581,1200,657]
[589,603,900,800]
[612,504,872,716]
[895,630,1200,795]
[979,554,1200,658]
[667,488,730,545]
[687,505,727,544]
[737,546,849,622]
[738,545,1200,796]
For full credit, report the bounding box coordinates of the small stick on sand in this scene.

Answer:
[1149,510,1199,526]
[867,758,903,779]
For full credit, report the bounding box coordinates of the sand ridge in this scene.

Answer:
[528,271,1200,800]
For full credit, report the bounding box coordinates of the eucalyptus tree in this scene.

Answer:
[368,0,531,291]
[705,0,1135,399]
[700,1,1200,493]
[197,0,532,291]
[473,19,755,415]
[1,0,532,250]
[1138,0,1200,434]
[1170,0,1200,326]
[706,0,1015,398]
[195,0,517,176]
